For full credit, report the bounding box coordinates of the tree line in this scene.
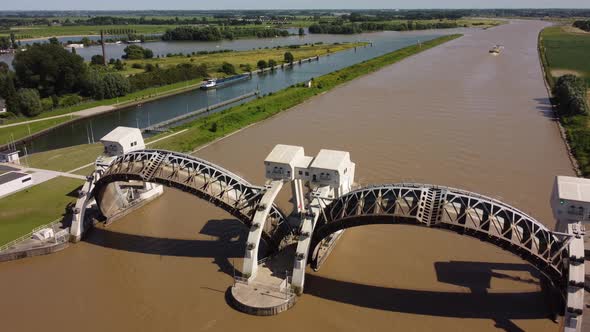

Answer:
[308,20,459,34]
[0,42,210,117]
[161,26,289,41]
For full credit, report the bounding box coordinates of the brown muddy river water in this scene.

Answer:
[0,20,575,331]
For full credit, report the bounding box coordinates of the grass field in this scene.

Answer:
[149,34,461,152]
[122,42,365,76]
[24,143,103,172]
[2,24,178,39]
[539,25,590,176]
[541,26,590,85]
[0,177,83,246]
[0,116,74,147]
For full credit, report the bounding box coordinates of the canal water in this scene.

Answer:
[0,21,573,332]
[18,29,459,153]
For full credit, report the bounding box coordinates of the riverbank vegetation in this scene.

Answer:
[0,41,362,144]
[540,24,590,175]
[0,176,82,246]
[573,20,590,32]
[308,18,502,35]
[161,26,289,41]
[148,34,461,152]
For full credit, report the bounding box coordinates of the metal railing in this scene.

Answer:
[0,218,64,252]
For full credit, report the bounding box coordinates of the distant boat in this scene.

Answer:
[126,40,142,44]
[489,44,504,56]
[200,74,251,90]
[65,43,84,49]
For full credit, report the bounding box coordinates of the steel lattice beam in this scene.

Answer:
[310,183,572,284]
[91,149,293,250]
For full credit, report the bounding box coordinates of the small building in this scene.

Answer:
[100,126,145,157]
[0,171,33,198]
[0,150,20,165]
[0,98,6,113]
[264,144,308,181]
[552,176,590,230]
[309,149,355,196]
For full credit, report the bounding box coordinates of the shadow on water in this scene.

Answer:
[83,218,266,277]
[83,219,559,330]
[305,260,558,331]
[534,97,557,120]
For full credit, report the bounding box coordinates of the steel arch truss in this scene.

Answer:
[92,149,292,250]
[311,183,573,283]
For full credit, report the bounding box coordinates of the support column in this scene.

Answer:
[70,176,95,242]
[291,179,306,213]
[291,186,330,294]
[242,181,284,279]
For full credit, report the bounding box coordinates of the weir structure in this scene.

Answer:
[70,128,585,329]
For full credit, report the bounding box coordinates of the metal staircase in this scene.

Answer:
[422,188,446,226]
[140,152,167,181]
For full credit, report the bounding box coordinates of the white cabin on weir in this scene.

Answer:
[552,176,590,232]
[309,149,355,196]
[263,144,355,197]
[100,126,145,157]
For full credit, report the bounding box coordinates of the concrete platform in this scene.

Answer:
[230,247,297,316]
[230,279,297,316]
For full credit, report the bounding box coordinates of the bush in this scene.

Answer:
[15,88,42,117]
[91,54,105,66]
[257,60,267,70]
[123,45,154,59]
[128,63,208,91]
[554,74,589,117]
[60,94,82,107]
[220,62,236,75]
[132,63,144,69]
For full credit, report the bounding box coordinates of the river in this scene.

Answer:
[17,29,460,153]
[0,20,574,331]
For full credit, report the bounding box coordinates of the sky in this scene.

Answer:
[3,0,590,11]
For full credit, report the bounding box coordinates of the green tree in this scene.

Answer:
[3,76,18,114]
[13,43,86,97]
[284,52,294,64]
[0,37,10,50]
[91,55,105,66]
[114,59,125,71]
[268,59,277,69]
[48,37,60,45]
[298,27,305,36]
[123,45,154,59]
[220,62,236,75]
[10,33,17,49]
[0,61,8,73]
[15,88,42,117]
[257,59,267,70]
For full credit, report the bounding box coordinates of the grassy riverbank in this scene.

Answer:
[539,25,590,175]
[0,177,82,246]
[149,34,462,152]
[0,42,362,146]
[122,42,366,76]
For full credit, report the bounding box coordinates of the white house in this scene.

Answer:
[0,171,33,198]
[100,126,145,157]
[0,98,6,113]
